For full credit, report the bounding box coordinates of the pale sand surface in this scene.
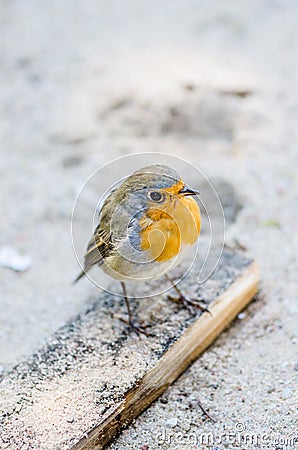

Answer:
[0,1,297,448]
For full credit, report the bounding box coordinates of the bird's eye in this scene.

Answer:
[149,191,163,202]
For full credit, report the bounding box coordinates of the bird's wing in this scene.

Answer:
[73,227,111,283]
[84,226,111,271]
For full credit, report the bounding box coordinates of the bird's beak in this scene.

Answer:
[179,186,200,196]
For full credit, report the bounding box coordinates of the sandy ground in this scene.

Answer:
[1,251,252,450]
[0,0,297,449]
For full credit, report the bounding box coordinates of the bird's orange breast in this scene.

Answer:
[139,195,201,263]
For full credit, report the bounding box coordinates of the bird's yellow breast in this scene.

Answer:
[139,194,201,263]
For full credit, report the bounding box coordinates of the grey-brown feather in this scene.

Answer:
[74,164,181,282]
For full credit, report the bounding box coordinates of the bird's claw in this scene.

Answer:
[168,294,211,316]
[118,317,155,337]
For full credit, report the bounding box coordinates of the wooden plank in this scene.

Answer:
[0,250,259,450]
[73,261,259,450]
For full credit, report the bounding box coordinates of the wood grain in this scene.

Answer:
[73,261,259,450]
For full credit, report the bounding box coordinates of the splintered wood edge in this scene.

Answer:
[73,261,259,450]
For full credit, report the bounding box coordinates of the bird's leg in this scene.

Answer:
[119,282,154,337]
[165,274,211,314]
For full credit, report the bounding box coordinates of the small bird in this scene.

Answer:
[74,164,207,335]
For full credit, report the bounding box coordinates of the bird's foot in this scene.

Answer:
[168,294,211,315]
[118,317,155,337]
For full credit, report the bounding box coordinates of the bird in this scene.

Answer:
[74,164,207,335]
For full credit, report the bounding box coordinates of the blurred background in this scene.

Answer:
[0,0,297,445]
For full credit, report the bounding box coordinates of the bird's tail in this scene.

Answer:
[72,270,86,284]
